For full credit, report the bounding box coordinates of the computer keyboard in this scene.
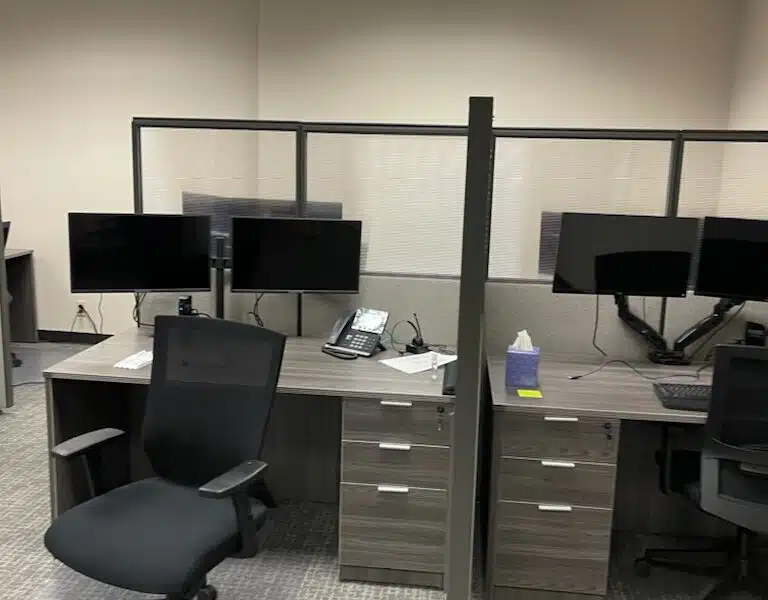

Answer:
[652,382,711,412]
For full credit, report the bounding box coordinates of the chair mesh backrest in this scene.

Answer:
[142,316,286,486]
[707,345,768,450]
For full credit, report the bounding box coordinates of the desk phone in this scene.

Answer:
[323,308,389,359]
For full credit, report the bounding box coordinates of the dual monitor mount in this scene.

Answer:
[615,293,743,366]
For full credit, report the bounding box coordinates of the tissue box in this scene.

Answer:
[505,345,541,390]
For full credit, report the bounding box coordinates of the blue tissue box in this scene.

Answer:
[505,345,541,390]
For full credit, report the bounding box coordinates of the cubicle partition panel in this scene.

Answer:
[485,129,679,359]
[132,117,470,345]
[666,130,768,359]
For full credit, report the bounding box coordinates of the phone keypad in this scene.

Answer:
[344,332,377,354]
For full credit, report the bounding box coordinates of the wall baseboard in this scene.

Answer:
[39,330,111,344]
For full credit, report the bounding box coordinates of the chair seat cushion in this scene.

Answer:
[44,477,267,596]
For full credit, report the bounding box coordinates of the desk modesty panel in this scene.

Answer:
[44,329,455,589]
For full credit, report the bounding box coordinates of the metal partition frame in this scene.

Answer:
[130,116,768,600]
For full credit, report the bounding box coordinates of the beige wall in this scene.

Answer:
[0,0,260,334]
[0,0,755,341]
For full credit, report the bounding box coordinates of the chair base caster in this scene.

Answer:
[197,585,217,600]
[634,558,651,578]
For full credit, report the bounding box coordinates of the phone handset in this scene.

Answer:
[326,314,352,346]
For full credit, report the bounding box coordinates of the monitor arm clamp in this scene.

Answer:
[668,297,744,362]
[613,294,681,364]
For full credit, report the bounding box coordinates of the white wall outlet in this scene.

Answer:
[74,299,88,313]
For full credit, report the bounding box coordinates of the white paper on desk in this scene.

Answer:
[114,350,153,370]
[379,352,457,375]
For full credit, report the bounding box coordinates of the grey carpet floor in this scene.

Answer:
[0,345,752,599]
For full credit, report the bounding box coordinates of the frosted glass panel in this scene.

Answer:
[307,134,466,276]
[489,139,671,279]
[140,128,295,214]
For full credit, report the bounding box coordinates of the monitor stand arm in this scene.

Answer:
[613,294,669,362]
[670,298,743,359]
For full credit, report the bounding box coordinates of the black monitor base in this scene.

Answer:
[648,349,690,366]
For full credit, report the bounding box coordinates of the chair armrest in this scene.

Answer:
[51,428,125,459]
[199,460,268,499]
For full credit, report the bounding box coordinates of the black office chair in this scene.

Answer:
[636,344,768,598]
[44,315,286,600]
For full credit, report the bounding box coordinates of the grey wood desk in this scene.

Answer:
[5,249,38,342]
[44,329,454,589]
[485,357,709,600]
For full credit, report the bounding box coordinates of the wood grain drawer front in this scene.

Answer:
[340,483,447,573]
[497,412,619,463]
[343,398,451,446]
[498,457,616,508]
[342,442,450,489]
[493,501,612,595]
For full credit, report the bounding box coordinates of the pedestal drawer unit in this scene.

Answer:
[489,409,620,600]
[339,396,451,589]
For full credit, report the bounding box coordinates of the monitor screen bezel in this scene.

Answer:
[230,216,362,294]
[68,212,213,293]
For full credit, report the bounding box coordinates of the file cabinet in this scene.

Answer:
[488,409,620,599]
[339,396,452,588]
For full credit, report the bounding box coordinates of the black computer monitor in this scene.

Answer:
[68,213,212,293]
[553,213,699,297]
[695,216,768,302]
[231,217,362,293]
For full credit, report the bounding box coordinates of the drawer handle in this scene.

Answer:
[378,443,412,451]
[544,416,579,423]
[377,485,410,494]
[538,504,573,512]
[541,460,576,469]
[380,400,413,408]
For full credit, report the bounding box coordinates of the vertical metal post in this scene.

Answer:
[296,125,308,216]
[447,97,495,600]
[131,121,144,214]
[659,135,685,336]
[295,126,308,336]
[214,237,226,319]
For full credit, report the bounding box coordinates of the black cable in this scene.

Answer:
[97,293,104,334]
[693,303,745,362]
[70,304,98,334]
[192,311,212,318]
[592,295,607,357]
[696,362,712,377]
[12,380,44,388]
[248,293,265,326]
[388,320,412,354]
[132,293,153,327]
[569,359,701,382]
[83,310,99,334]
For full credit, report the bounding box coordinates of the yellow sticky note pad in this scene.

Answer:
[517,389,543,398]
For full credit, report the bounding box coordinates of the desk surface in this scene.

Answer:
[489,357,709,424]
[5,248,32,260]
[44,328,452,402]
